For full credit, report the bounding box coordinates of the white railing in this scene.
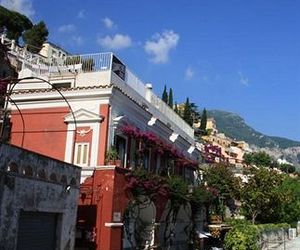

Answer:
[148,92,194,139]
[125,69,147,98]
[63,53,112,72]
[1,34,195,140]
[112,70,194,139]
[21,53,113,75]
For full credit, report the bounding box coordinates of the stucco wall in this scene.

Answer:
[10,107,69,161]
[0,143,81,250]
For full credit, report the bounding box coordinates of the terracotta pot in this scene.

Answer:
[209,215,222,224]
[106,159,122,166]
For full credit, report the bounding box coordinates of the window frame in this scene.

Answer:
[74,142,90,166]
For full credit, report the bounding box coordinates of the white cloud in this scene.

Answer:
[185,67,194,80]
[97,34,132,50]
[58,24,76,33]
[72,36,83,46]
[144,30,179,64]
[77,9,85,19]
[0,0,35,17]
[238,71,249,86]
[102,17,115,29]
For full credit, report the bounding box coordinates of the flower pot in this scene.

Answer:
[106,159,121,166]
[209,215,222,224]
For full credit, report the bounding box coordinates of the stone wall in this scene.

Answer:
[0,143,81,250]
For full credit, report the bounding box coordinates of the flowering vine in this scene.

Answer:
[119,124,198,169]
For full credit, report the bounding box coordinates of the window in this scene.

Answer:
[115,135,127,167]
[74,143,89,166]
[52,82,71,89]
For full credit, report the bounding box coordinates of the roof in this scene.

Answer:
[43,41,70,55]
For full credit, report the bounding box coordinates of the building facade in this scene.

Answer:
[7,52,201,249]
[39,42,69,64]
[0,143,80,250]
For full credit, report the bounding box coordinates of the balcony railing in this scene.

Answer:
[2,38,195,139]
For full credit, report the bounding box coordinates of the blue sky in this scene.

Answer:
[2,0,300,141]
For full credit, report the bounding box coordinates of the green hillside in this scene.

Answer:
[208,110,300,149]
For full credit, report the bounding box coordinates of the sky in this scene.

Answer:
[1,0,300,141]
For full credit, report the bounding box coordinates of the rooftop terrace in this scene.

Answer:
[2,37,195,141]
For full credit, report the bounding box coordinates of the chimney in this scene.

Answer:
[145,83,152,103]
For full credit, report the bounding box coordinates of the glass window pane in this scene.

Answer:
[76,145,82,164]
[83,145,88,164]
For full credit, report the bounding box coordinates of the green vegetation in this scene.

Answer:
[180,98,201,126]
[240,168,284,224]
[23,21,48,53]
[243,151,273,167]
[0,6,48,52]
[183,97,193,126]
[105,146,119,162]
[190,185,213,208]
[200,108,207,132]
[224,221,290,250]
[162,85,168,104]
[0,6,32,41]
[65,56,94,71]
[276,177,300,226]
[224,221,259,250]
[278,163,296,174]
[204,164,240,202]
[204,164,300,226]
[167,175,190,212]
[174,101,179,114]
[168,87,173,108]
[208,110,300,149]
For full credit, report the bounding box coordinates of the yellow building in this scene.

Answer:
[39,42,69,64]
[202,132,251,167]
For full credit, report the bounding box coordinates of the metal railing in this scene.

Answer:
[125,69,147,98]
[1,34,195,140]
[63,52,112,72]
[149,92,194,138]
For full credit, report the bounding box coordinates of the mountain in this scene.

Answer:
[208,110,300,166]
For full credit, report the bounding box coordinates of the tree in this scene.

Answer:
[190,102,201,123]
[279,163,296,174]
[168,88,173,108]
[243,151,272,167]
[174,102,179,114]
[204,164,241,216]
[240,168,284,224]
[23,21,48,53]
[181,98,201,126]
[0,6,33,41]
[276,176,300,224]
[200,108,207,132]
[162,85,168,104]
[0,6,48,52]
[204,164,241,202]
[183,97,193,126]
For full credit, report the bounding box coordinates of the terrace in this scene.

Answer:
[16,51,195,142]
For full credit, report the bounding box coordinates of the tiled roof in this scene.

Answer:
[12,84,113,94]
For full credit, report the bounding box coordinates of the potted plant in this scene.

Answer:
[105,146,121,166]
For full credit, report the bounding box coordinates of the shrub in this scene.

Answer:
[224,223,259,250]
[167,175,189,211]
[224,220,290,250]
